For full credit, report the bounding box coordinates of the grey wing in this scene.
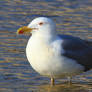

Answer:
[58,35,92,71]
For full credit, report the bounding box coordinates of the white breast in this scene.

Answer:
[26,36,84,78]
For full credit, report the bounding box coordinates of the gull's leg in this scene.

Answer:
[51,78,55,86]
[67,76,72,84]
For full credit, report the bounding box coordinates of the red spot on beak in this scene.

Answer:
[19,30,24,34]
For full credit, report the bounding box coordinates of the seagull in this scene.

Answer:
[17,17,92,85]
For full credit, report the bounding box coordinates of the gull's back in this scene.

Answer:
[58,34,92,71]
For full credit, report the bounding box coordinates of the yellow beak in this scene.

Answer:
[17,26,33,34]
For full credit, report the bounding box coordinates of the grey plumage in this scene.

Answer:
[58,35,92,71]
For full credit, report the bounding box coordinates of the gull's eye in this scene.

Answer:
[39,22,43,26]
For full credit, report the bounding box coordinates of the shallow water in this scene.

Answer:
[0,0,92,92]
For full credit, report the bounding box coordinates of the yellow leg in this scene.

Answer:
[67,76,72,85]
[51,78,55,86]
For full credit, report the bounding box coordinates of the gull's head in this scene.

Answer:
[17,17,56,36]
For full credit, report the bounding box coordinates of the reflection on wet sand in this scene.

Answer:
[38,83,92,92]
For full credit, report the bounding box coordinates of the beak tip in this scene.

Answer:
[17,28,24,35]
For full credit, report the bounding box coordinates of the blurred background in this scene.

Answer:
[0,0,92,92]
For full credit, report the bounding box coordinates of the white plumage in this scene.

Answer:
[26,17,84,79]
